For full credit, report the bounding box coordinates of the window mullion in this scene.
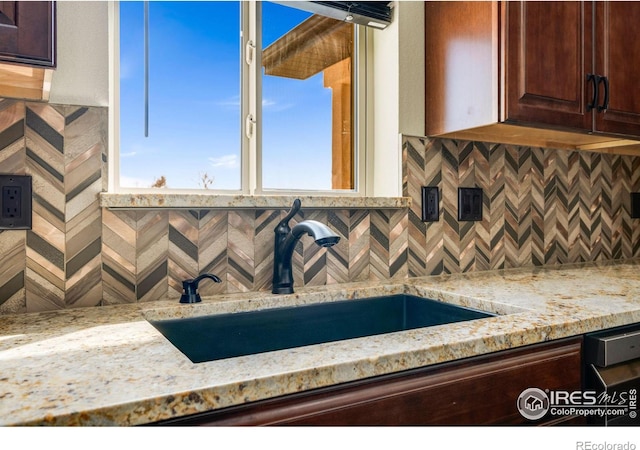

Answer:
[109,1,120,193]
[253,1,263,195]
[241,2,251,194]
[244,1,261,195]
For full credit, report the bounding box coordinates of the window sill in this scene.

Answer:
[99,193,410,210]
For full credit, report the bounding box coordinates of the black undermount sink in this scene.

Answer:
[150,294,496,363]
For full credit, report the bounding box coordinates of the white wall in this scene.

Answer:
[48,1,109,106]
[371,1,424,197]
[398,1,425,137]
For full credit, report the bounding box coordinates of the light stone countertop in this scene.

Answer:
[2,260,640,426]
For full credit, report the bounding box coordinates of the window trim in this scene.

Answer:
[108,0,368,197]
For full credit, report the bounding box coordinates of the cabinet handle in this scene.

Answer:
[597,76,609,112]
[586,73,599,111]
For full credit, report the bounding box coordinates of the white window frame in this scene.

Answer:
[108,1,368,197]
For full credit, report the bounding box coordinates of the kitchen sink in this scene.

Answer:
[149,294,496,363]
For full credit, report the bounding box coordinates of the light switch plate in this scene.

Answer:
[458,187,483,221]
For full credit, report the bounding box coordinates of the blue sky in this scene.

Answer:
[119,1,334,190]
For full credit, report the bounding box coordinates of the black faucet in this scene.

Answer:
[180,274,222,303]
[272,199,341,294]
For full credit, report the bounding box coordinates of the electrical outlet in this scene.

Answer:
[3,186,22,219]
[0,175,32,230]
[458,187,483,221]
[632,193,640,219]
[421,186,439,222]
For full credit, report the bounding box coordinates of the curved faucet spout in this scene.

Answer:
[290,220,341,247]
[272,217,340,295]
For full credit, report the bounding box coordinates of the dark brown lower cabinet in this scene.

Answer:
[156,337,583,426]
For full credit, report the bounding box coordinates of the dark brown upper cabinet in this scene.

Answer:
[592,2,640,136]
[504,2,591,131]
[0,1,56,68]
[425,1,640,153]
[506,1,640,137]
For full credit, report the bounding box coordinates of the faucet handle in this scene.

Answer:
[277,198,303,231]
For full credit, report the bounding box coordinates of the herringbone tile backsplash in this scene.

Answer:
[403,136,640,275]
[0,100,106,314]
[1,99,639,314]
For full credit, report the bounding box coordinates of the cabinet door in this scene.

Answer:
[504,1,592,131]
[593,1,640,136]
[0,1,55,67]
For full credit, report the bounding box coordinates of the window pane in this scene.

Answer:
[261,2,355,191]
[119,1,241,190]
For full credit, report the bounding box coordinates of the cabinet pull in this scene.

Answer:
[598,76,609,112]
[586,73,599,111]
